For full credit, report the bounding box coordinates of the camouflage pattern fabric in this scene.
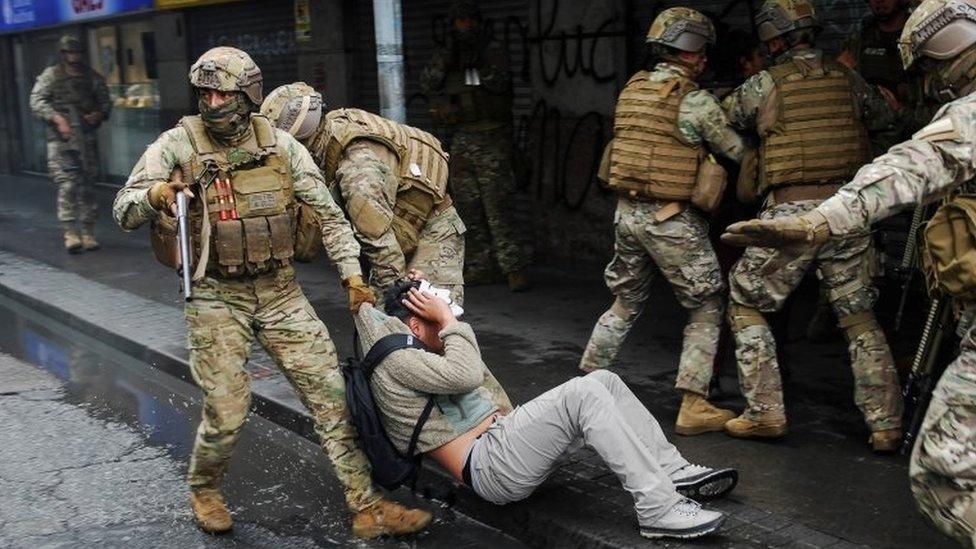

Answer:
[184,266,378,511]
[29,63,111,224]
[333,139,466,304]
[449,127,527,277]
[580,198,725,396]
[728,200,903,428]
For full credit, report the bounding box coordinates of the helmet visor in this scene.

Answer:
[919,20,976,60]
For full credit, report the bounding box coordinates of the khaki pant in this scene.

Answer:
[48,135,99,224]
[184,266,378,511]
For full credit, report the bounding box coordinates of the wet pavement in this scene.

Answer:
[0,300,523,548]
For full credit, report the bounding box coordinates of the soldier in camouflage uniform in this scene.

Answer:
[29,35,111,254]
[721,0,903,449]
[579,8,748,436]
[112,47,430,539]
[723,0,976,541]
[420,0,530,292]
[259,82,466,304]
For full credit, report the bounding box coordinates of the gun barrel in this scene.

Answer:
[176,192,193,301]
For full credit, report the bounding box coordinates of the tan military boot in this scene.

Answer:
[189,489,233,534]
[870,428,902,453]
[62,224,83,254]
[81,224,100,251]
[506,270,531,292]
[724,413,788,439]
[352,499,432,539]
[675,393,736,436]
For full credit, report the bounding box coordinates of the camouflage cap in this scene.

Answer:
[754,0,821,42]
[59,35,82,53]
[898,0,976,69]
[646,7,716,53]
[449,0,482,22]
[189,47,263,105]
[260,82,324,141]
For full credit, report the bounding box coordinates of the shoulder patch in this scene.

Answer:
[913,117,961,142]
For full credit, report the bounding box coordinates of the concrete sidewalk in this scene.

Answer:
[0,173,952,548]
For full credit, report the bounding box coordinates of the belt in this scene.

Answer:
[768,183,842,205]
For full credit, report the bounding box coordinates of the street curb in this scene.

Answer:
[0,262,642,549]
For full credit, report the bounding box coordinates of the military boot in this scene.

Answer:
[81,224,100,251]
[62,223,83,254]
[675,393,736,436]
[189,489,233,534]
[352,499,432,539]
[724,413,788,439]
[869,428,902,453]
[506,270,531,292]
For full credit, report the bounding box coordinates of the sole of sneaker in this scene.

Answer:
[674,469,739,501]
[639,514,726,539]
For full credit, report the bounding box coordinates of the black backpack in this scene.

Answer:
[342,333,436,490]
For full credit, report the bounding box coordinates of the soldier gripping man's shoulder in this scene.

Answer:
[112,46,430,539]
[722,0,976,542]
[260,82,466,305]
[579,8,748,437]
[30,35,111,254]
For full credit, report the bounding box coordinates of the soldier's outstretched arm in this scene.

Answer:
[281,131,362,280]
[682,90,747,163]
[113,128,189,231]
[335,139,407,290]
[721,71,774,131]
[28,68,56,121]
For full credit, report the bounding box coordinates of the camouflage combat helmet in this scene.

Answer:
[646,7,716,53]
[189,47,263,105]
[754,0,821,42]
[449,0,482,22]
[59,35,82,53]
[899,0,976,101]
[260,82,325,140]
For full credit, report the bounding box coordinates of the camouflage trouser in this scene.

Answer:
[408,205,467,305]
[450,127,528,276]
[184,266,378,512]
[580,198,725,396]
[910,304,976,547]
[728,200,902,429]
[48,135,99,224]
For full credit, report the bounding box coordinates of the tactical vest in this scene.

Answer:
[856,23,903,92]
[758,58,871,195]
[309,109,450,254]
[608,71,703,202]
[44,65,99,140]
[166,115,297,279]
[430,69,513,131]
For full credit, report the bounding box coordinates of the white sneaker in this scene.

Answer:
[671,463,738,500]
[639,498,725,539]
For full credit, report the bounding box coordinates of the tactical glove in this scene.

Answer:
[148,169,190,215]
[344,275,376,313]
[721,210,831,248]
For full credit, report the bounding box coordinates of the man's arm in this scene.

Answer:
[681,90,747,163]
[721,71,773,131]
[280,131,362,280]
[335,139,407,289]
[29,68,57,122]
[113,127,187,230]
[391,322,489,394]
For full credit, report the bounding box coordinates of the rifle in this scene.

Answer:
[894,204,927,332]
[175,170,193,302]
[901,296,953,454]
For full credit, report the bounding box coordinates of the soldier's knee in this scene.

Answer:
[586,369,622,388]
[838,311,882,344]
[610,296,641,322]
[567,375,613,404]
[727,302,767,333]
[204,392,251,434]
[688,297,724,326]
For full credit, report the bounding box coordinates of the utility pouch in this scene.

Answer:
[150,213,179,270]
[736,148,760,204]
[242,217,272,270]
[690,155,727,214]
[293,203,322,263]
[215,220,244,275]
[922,195,976,300]
[231,166,286,218]
[266,213,295,263]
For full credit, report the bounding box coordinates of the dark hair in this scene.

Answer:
[383,279,421,320]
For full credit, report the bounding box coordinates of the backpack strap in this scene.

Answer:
[360,333,425,376]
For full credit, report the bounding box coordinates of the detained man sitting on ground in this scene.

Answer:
[354,277,739,539]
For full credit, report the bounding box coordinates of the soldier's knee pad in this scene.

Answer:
[727,303,767,332]
[610,296,641,322]
[838,311,881,343]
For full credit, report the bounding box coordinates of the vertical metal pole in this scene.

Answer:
[372,0,406,122]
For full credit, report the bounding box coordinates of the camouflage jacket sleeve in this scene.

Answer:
[721,71,775,131]
[92,69,112,119]
[278,130,362,280]
[680,90,746,163]
[818,100,976,235]
[29,67,57,121]
[113,126,192,231]
[848,68,896,132]
[420,50,449,95]
[335,139,406,290]
[479,45,512,95]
